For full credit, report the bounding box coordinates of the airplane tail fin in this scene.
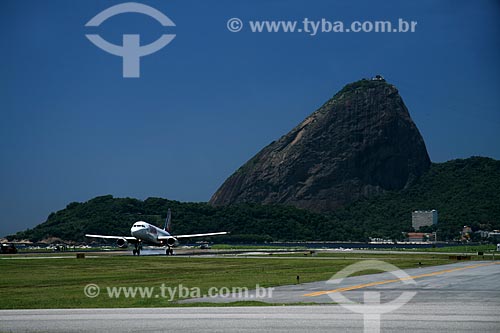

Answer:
[164,209,172,232]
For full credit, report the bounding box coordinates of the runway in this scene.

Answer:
[1,261,499,332]
[1,303,498,333]
[182,260,500,305]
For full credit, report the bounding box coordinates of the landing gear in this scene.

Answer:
[166,247,174,256]
[133,243,142,256]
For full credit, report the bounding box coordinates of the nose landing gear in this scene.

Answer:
[166,247,174,255]
[132,243,142,255]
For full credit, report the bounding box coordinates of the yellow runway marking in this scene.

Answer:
[304,262,499,297]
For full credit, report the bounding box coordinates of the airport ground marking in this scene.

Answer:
[303,262,499,297]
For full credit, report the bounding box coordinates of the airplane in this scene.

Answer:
[85,209,228,255]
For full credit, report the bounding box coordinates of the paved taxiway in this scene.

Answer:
[1,261,499,332]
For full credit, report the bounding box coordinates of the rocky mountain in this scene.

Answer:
[210,78,431,211]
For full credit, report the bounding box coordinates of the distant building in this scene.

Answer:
[371,74,385,81]
[0,244,17,254]
[460,225,473,241]
[476,230,490,239]
[488,231,500,242]
[412,210,438,230]
[407,232,426,242]
[407,232,436,243]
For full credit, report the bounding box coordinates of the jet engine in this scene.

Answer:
[116,238,128,248]
[162,237,178,247]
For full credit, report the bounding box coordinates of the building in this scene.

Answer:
[476,230,490,239]
[407,232,436,243]
[461,226,472,241]
[407,232,426,242]
[371,74,385,81]
[412,210,438,230]
[488,231,500,242]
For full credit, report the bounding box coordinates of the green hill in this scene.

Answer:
[8,157,500,243]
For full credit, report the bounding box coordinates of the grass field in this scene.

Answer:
[403,244,498,253]
[211,244,308,250]
[0,252,470,309]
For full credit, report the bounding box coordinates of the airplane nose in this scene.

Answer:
[131,227,144,236]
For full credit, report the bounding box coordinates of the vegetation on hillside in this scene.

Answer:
[7,157,500,243]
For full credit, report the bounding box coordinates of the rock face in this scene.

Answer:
[209,78,431,211]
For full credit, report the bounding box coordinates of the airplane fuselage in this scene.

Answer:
[131,221,173,245]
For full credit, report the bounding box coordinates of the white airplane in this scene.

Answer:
[85,209,228,255]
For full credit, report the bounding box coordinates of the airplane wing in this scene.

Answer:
[85,234,138,242]
[158,231,229,240]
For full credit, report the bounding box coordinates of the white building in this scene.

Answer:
[412,210,438,230]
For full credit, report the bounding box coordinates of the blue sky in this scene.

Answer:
[1,0,499,236]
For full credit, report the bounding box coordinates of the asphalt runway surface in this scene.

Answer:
[1,261,499,332]
[182,260,500,304]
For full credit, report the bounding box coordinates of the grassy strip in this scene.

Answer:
[393,244,498,253]
[252,251,454,259]
[211,244,307,250]
[0,255,457,309]
[16,248,128,253]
